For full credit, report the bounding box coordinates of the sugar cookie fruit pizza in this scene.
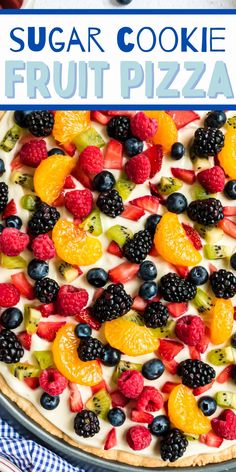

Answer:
[0,109,236,468]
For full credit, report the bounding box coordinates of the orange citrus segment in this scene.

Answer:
[218,130,236,178]
[52,219,103,266]
[154,212,202,266]
[206,298,234,345]
[53,111,90,145]
[34,155,77,205]
[145,111,178,153]
[168,384,211,434]
[52,324,102,386]
[104,317,159,356]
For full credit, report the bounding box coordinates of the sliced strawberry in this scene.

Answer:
[104,139,122,170]
[91,379,108,395]
[11,272,34,300]
[37,303,55,318]
[61,142,76,156]
[132,296,147,311]
[174,265,189,278]
[131,409,154,424]
[52,191,65,207]
[193,380,215,396]
[75,308,101,331]
[73,166,92,189]
[24,377,39,390]
[37,321,66,342]
[148,294,161,303]
[219,218,236,238]
[121,205,145,221]
[104,428,117,450]
[17,331,32,350]
[189,346,201,360]
[143,144,163,177]
[195,332,210,354]
[108,262,139,284]
[217,365,233,384]
[93,288,104,302]
[158,339,184,361]
[171,167,196,184]
[91,110,110,125]
[11,154,22,170]
[182,223,202,250]
[149,182,166,204]
[64,175,76,189]
[111,390,129,408]
[209,263,217,274]
[200,431,223,448]
[68,382,83,412]
[162,359,178,375]
[149,245,158,257]
[223,206,236,217]
[130,196,159,214]
[166,111,200,130]
[107,110,135,117]
[161,381,180,394]
[107,241,123,258]
[2,199,17,219]
[167,302,188,318]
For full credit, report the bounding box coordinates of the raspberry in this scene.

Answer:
[212,409,236,440]
[31,234,56,261]
[39,368,68,396]
[118,370,144,399]
[175,315,205,346]
[65,189,93,220]
[19,139,47,167]
[0,283,20,307]
[136,386,164,412]
[125,154,151,184]
[182,223,202,250]
[197,166,225,193]
[57,285,89,316]
[0,228,29,256]
[126,426,152,451]
[79,146,104,175]
[131,112,157,141]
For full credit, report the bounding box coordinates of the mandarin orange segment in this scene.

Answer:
[52,111,90,145]
[168,384,211,435]
[145,111,178,153]
[104,317,159,356]
[52,219,103,266]
[34,155,77,205]
[218,130,236,178]
[205,298,234,345]
[154,212,202,267]
[52,324,102,386]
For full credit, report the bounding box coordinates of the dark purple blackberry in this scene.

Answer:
[178,359,216,389]
[34,277,59,303]
[143,302,169,328]
[107,116,131,142]
[0,182,8,212]
[0,329,24,364]
[92,283,132,323]
[160,273,196,302]
[96,189,124,218]
[192,127,224,157]
[123,230,152,264]
[160,429,188,462]
[187,198,224,226]
[210,269,236,299]
[26,111,54,137]
[78,337,104,362]
[28,203,60,235]
[74,410,100,438]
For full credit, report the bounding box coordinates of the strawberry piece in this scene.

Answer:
[158,339,184,361]
[129,196,159,214]
[209,263,217,274]
[174,265,189,278]
[11,154,22,170]
[189,346,201,360]
[61,142,76,156]
[75,308,101,331]
[91,379,108,395]
[161,381,180,394]
[219,218,236,238]
[200,431,223,448]
[166,111,200,129]
[162,359,178,375]
[2,199,17,219]
[24,377,39,390]
[37,303,55,318]
[149,245,158,257]
[121,205,145,221]
[37,321,66,342]
[143,144,163,178]
[131,409,154,424]
[104,428,117,450]
[111,390,129,408]
[68,382,83,412]
[167,302,188,318]
[107,110,135,117]
[91,111,110,125]
[132,296,147,311]
[52,191,65,207]
[193,380,215,396]
[17,331,32,350]
[217,365,233,384]
[149,182,166,204]
[104,139,123,169]
[223,206,236,217]
[171,167,196,184]
[182,223,202,250]
[108,262,139,284]
[64,175,76,189]
[195,333,210,354]
[73,166,92,189]
[11,272,34,300]
[148,294,161,303]
[107,241,123,258]
[92,288,104,302]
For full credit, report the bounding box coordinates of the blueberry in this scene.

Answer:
[14,110,33,128]
[230,253,236,270]
[0,307,23,329]
[205,111,226,129]
[0,159,5,176]
[232,365,236,383]
[40,392,60,410]
[145,214,162,237]
[124,138,143,157]
[198,396,217,416]
[171,142,185,160]
[108,408,126,427]
[75,323,92,339]
[100,344,121,367]
[5,215,22,230]
[188,266,209,286]
[224,180,236,200]
[116,0,132,4]
[142,358,164,380]
[48,148,65,156]
[27,259,49,280]
[93,171,115,192]
[166,192,188,214]
[231,333,236,348]
[86,268,108,287]
[139,281,158,300]
[138,261,157,281]
[149,415,170,436]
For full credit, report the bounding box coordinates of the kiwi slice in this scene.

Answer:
[185,434,199,441]
[0,124,21,152]
[86,388,111,420]
[112,360,142,383]
[80,209,102,236]
[151,320,175,339]
[157,177,183,196]
[123,310,144,326]
[21,194,40,212]
[192,158,210,172]
[106,225,133,248]
[1,254,27,269]
[115,176,135,200]
[11,171,34,191]
[24,305,41,334]
[193,288,213,313]
[207,346,236,366]
[58,261,79,282]
[9,363,40,380]
[226,115,236,130]
[194,224,223,244]
[73,127,105,152]
[215,391,236,409]
[33,350,54,370]
[203,244,232,260]
[192,184,215,200]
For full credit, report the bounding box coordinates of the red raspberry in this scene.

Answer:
[212,409,236,440]
[197,166,225,193]
[65,189,93,220]
[0,228,29,256]
[57,285,89,316]
[136,386,164,412]
[182,223,203,250]
[125,154,151,184]
[0,283,20,307]
[117,370,144,399]
[131,112,157,141]
[175,315,205,346]
[31,234,56,260]
[79,146,103,175]
[126,426,152,451]
[39,368,68,396]
[19,140,47,167]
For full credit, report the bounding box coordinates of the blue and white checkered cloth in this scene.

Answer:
[0,418,85,472]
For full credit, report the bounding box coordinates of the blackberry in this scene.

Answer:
[160,273,197,302]
[96,189,124,218]
[0,182,8,212]
[210,269,236,299]
[143,302,169,328]
[92,283,132,323]
[187,198,224,226]
[178,359,216,389]
[28,203,60,235]
[0,329,24,364]
[34,277,59,303]
[78,337,104,362]
[123,230,152,264]
[107,116,131,142]
[26,111,54,137]
[74,410,100,438]
[160,429,188,462]
[192,127,224,157]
